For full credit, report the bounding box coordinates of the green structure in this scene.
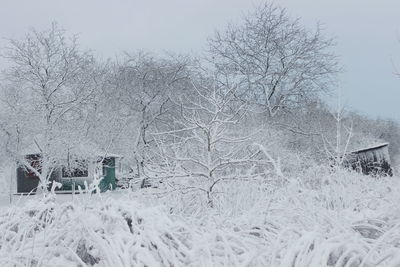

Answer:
[100,157,117,192]
[17,152,120,194]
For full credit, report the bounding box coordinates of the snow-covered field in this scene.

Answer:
[0,169,399,267]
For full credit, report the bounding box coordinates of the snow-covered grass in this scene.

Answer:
[0,169,400,266]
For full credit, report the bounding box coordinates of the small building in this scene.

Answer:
[344,143,393,176]
[16,148,120,193]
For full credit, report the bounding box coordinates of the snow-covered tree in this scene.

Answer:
[1,23,98,192]
[106,52,191,179]
[208,2,338,119]
[151,69,275,207]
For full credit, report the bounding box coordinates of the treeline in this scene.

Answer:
[0,3,398,196]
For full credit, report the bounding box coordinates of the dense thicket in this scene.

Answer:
[0,3,398,196]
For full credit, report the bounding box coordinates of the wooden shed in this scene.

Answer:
[17,150,120,194]
[343,143,393,176]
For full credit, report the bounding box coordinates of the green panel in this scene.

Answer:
[99,157,116,192]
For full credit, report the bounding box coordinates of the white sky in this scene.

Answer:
[1,0,399,120]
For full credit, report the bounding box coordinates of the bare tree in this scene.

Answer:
[321,90,353,167]
[109,52,190,180]
[1,22,97,192]
[208,2,338,119]
[151,69,273,207]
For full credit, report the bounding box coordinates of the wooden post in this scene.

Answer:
[9,163,14,205]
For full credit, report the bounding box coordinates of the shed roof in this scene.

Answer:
[19,142,122,158]
[350,142,389,154]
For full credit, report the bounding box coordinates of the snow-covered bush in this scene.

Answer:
[0,168,400,266]
[0,193,272,266]
[127,168,400,267]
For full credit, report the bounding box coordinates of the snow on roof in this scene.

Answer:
[19,142,122,158]
[19,144,41,156]
[350,142,389,154]
[97,152,122,158]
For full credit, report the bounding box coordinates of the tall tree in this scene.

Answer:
[208,2,338,119]
[108,52,190,178]
[152,69,274,207]
[1,23,97,191]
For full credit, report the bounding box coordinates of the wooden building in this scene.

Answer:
[343,143,393,176]
[17,150,120,194]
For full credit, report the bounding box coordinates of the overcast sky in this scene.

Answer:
[1,0,399,120]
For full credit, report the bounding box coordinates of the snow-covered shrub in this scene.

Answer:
[127,167,400,266]
[1,167,400,266]
[0,193,271,266]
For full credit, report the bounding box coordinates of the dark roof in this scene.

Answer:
[350,143,389,154]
